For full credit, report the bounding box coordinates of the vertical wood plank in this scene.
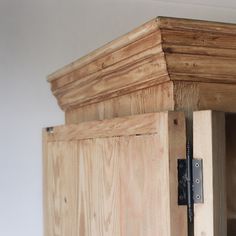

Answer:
[167,112,187,236]
[43,140,78,236]
[120,134,170,235]
[193,110,227,236]
[77,138,121,236]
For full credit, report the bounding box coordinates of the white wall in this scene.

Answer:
[0,0,236,235]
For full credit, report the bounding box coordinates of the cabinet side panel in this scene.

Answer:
[193,111,227,236]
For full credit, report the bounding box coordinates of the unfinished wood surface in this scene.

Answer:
[161,29,236,50]
[193,111,227,236]
[174,81,236,115]
[166,54,236,84]
[43,140,78,236]
[64,80,236,127]
[43,111,187,236]
[158,17,236,34]
[47,112,163,142]
[47,17,236,111]
[56,54,169,110]
[51,31,162,91]
[48,18,160,82]
[65,82,174,124]
[163,44,236,58]
[48,17,236,82]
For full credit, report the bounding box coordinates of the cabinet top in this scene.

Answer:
[47,17,236,111]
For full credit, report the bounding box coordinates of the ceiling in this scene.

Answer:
[152,0,236,9]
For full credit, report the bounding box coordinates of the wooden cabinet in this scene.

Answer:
[44,17,236,236]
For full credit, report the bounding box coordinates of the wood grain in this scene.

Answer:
[43,140,78,236]
[51,31,162,91]
[162,29,236,49]
[65,82,174,124]
[56,53,169,110]
[167,112,187,236]
[52,45,164,97]
[48,18,160,82]
[47,17,236,111]
[163,44,236,58]
[77,138,121,235]
[166,54,236,84]
[174,81,236,114]
[158,16,236,34]
[193,111,227,236]
[49,16,236,82]
[46,112,163,142]
[43,111,187,236]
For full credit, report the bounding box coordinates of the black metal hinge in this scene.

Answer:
[178,141,203,223]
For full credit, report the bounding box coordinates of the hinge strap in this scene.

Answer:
[177,141,203,222]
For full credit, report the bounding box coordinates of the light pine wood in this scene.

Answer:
[43,140,78,236]
[48,16,236,83]
[45,16,236,236]
[158,17,236,34]
[193,111,227,236]
[47,17,236,111]
[77,137,121,235]
[65,82,174,124]
[166,54,236,84]
[163,44,236,58]
[47,112,164,142]
[43,111,187,236]
[65,81,236,127]
[174,81,236,114]
[55,54,169,110]
[51,31,162,91]
[167,111,187,235]
[161,29,236,50]
[48,18,160,82]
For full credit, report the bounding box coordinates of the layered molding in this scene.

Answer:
[48,17,236,111]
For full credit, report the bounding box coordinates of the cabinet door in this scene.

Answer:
[193,111,227,236]
[43,112,187,236]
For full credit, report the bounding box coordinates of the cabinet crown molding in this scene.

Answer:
[47,16,236,111]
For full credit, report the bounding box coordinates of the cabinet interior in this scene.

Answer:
[226,113,236,236]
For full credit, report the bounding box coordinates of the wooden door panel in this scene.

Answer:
[43,112,187,236]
